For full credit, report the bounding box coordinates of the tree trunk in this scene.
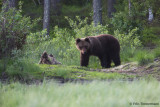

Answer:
[8,0,16,7]
[50,0,61,15]
[51,0,60,9]
[128,0,131,16]
[93,0,102,26]
[43,0,50,35]
[3,0,16,10]
[2,0,16,55]
[107,0,116,18]
[148,7,154,22]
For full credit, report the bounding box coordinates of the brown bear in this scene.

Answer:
[39,51,61,65]
[76,34,120,68]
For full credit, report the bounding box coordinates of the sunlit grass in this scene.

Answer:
[39,64,132,80]
[0,80,160,107]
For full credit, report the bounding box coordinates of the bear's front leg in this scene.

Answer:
[80,53,89,67]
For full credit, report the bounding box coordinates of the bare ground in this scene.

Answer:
[94,57,160,81]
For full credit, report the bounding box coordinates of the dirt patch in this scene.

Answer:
[95,58,160,81]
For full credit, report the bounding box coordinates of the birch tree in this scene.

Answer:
[148,7,154,22]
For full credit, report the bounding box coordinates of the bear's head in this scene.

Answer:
[76,37,91,54]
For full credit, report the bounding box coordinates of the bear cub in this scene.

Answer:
[76,34,120,68]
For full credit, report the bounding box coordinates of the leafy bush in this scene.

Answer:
[154,47,160,58]
[135,50,154,65]
[111,0,148,34]
[141,28,157,46]
[65,16,108,38]
[0,2,39,58]
[5,58,41,80]
[114,28,142,62]
[114,28,141,51]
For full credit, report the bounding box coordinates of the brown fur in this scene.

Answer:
[39,51,61,65]
[76,34,120,68]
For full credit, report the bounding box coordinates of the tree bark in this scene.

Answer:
[128,0,131,16]
[148,7,154,22]
[107,0,116,18]
[2,0,16,55]
[9,0,16,7]
[50,0,61,15]
[3,0,16,10]
[43,0,50,35]
[93,0,102,26]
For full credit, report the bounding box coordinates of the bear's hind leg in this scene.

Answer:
[99,56,106,68]
[99,56,111,68]
[106,56,111,68]
[112,55,121,66]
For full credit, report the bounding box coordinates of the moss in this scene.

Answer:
[38,64,134,80]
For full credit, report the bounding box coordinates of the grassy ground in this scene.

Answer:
[39,65,134,80]
[0,64,134,83]
[1,56,160,83]
[0,80,160,107]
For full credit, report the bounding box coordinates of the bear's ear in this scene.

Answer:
[85,37,90,43]
[76,38,81,44]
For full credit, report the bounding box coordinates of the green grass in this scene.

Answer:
[121,47,158,65]
[39,64,132,80]
[134,50,154,65]
[154,46,160,58]
[0,58,134,81]
[0,80,160,107]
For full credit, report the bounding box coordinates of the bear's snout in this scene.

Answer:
[81,49,87,54]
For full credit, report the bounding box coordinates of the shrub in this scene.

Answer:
[5,58,41,80]
[0,2,39,58]
[65,16,108,38]
[111,0,148,34]
[141,27,158,46]
[114,28,141,52]
[154,47,160,58]
[114,28,141,62]
[135,50,154,65]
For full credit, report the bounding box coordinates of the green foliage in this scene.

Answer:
[65,16,108,38]
[114,28,141,51]
[113,28,143,63]
[0,2,40,58]
[111,0,160,46]
[135,50,154,65]
[27,29,49,44]
[4,58,42,80]
[111,0,148,34]
[24,30,51,63]
[141,27,158,46]
[153,47,160,58]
